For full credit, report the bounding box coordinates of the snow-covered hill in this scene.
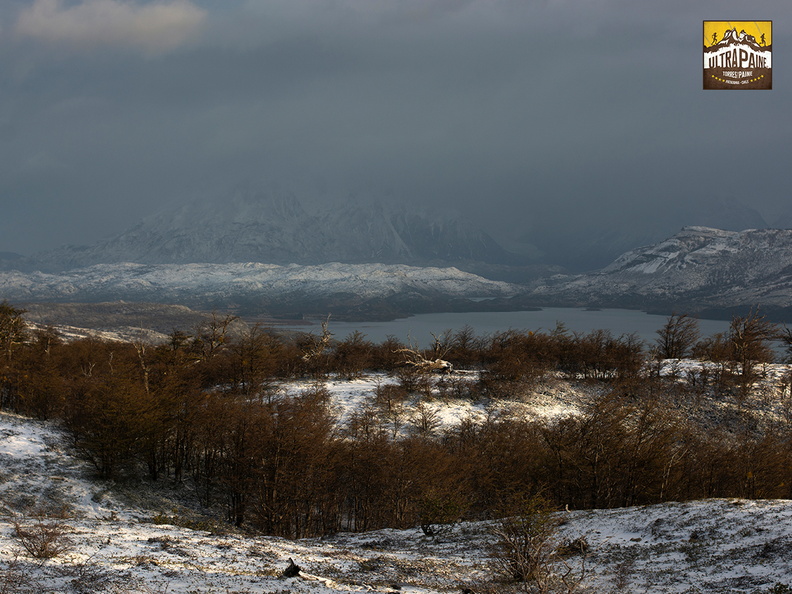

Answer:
[4,370,792,593]
[528,226,792,313]
[0,261,518,312]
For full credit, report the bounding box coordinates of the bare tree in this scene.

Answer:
[192,312,239,360]
[728,309,780,400]
[0,301,27,362]
[301,315,333,363]
[0,302,27,411]
[655,313,700,360]
[333,330,373,379]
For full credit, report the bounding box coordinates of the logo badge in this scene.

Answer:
[704,21,772,90]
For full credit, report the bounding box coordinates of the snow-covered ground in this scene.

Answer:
[3,367,792,593]
[282,371,592,443]
[289,360,791,435]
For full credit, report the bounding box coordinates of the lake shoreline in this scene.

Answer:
[292,307,734,348]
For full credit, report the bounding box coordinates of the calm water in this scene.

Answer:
[318,308,732,348]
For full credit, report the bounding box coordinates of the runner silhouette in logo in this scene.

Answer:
[712,32,718,45]
[761,33,766,46]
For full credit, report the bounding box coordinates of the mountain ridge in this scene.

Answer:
[524,226,792,316]
[0,261,521,319]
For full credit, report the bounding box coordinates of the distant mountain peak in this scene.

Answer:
[29,187,519,271]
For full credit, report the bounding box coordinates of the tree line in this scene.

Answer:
[1,302,791,538]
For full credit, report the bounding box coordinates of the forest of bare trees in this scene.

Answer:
[1,302,792,539]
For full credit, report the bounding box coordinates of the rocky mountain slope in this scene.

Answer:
[527,226,792,315]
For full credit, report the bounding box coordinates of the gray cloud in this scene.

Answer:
[14,0,206,54]
[0,0,789,265]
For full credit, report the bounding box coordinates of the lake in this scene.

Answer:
[317,308,733,348]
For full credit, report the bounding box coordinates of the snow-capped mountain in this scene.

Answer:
[29,188,516,271]
[527,226,792,313]
[516,197,768,272]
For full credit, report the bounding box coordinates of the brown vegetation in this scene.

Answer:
[1,304,791,539]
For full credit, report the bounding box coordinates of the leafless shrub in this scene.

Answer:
[0,553,34,594]
[410,402,441,436]
[684,366,710,404]
[374,383,409,411]
[418,492,465,537]
[59,554,119,594]
[12,517,74,561]
[395,365,435,398]
[491,497,587,593]
[436,375,479,401]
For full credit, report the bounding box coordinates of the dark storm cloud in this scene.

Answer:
[0,0,789,259]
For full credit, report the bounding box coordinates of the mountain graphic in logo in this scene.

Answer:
[707,28,764,51]
[703,21,772,90]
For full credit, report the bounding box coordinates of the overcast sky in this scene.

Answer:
[0,0,790,257]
